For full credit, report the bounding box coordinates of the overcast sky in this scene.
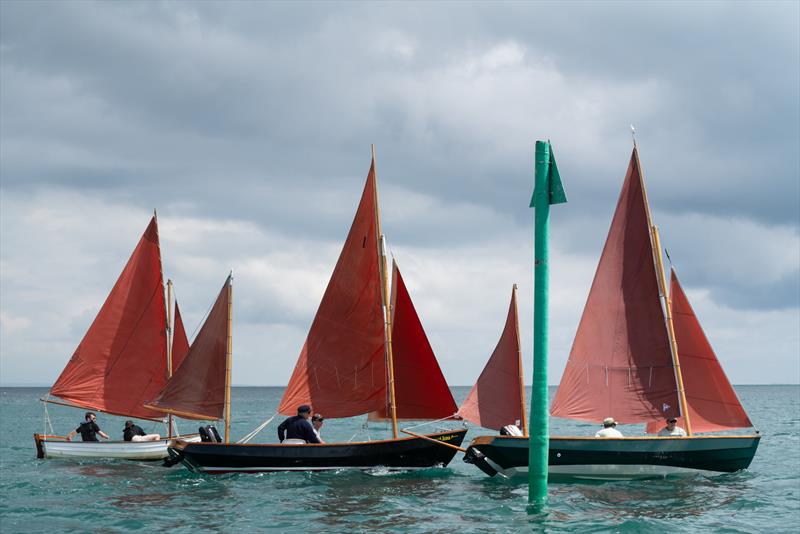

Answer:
[1,1,798,387]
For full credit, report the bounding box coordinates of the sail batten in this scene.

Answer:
[369,262,457,421]
[146,276,231,421]
[645,271,752,433]
[457,287,526,432]
[49,217,169,421]
[277,161,388,418]
[551,149,680,424]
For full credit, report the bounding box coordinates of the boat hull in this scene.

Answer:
[169,429,468,474]
[34,433,201,460]
[464,434,761,480]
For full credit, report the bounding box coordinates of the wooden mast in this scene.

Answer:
[166,278,174,439]
[633,144,693,435]
[513,284,528,437]
[223,274,233,443]
[372,144,399,439]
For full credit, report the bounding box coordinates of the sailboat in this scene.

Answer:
[457,285,527,435]
[168,148,467,474]
[34,215,202,460]
[145,275,234,440]
[463,146,760,479]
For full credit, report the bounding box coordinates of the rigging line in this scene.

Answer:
[238,413,277,444]
[401,414,458,431]
[187,287,218,341]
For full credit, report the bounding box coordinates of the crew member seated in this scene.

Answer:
[277,405,321,444]
[65,412,110,442]
[595,417,624,437]
[657,417,687,436]
[123,420,161,442]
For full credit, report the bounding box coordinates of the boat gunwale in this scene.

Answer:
[468,434,761,447]
[172,428,467,450]
[35,432,201,445]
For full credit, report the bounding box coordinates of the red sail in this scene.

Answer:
[551,149,681,424]
[147,277,231,420]
[458,287,526,431]
[277,161,387,418]
[646,271,752,433]
[370,262,458,420]
[50,217,168,421]
[172,300,190,372]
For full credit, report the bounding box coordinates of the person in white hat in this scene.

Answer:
[595,417,624,437]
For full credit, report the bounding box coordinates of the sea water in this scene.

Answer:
[1,386,798,533]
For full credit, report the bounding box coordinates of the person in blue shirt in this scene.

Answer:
[277,405,321,444]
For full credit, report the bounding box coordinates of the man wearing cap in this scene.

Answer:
[277,405,321,444]
[595,417,624,438]
[657,418,687,437]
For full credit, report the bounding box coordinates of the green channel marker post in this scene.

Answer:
[528,140,566,507]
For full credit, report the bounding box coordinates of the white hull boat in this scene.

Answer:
[35,433,201,460]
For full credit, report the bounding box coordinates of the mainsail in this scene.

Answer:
[147,276,232,421]
[458,286,526,432]
[646,270,752,433]
[369,262,457,420]
[550,149,681,424]
[172,300,190,372]
[49,217,169,421]
[277,160,388,418]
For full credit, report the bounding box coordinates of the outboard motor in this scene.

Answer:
[199,425,223,442]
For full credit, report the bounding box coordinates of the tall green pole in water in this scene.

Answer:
[528,140,566,506]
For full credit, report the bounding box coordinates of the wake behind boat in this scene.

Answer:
[169,147,466,474]
[463,145,760,480]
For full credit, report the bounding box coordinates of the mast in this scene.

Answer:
[372,144,398,439]
[166,278,174,439]
[513,284,528,436]
[633,145,693,435]
[224,274,233,443]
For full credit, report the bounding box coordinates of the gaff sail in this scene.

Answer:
[146,276,231,421]
[458,286,526,432]
[277,161,388,418]
[646,271,752,433]
[49,217,169,421]
[550,149,681,424]
[369,262,457,420]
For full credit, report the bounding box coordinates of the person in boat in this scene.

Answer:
[123,420,161,442]
[657,417,687,437]
[277,405,321,444]
[595,417,624,438]
[65,412,110,442]
[311,413,325,443]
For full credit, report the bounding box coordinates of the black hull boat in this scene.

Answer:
[464,435,761,480]
[169,429,467,474]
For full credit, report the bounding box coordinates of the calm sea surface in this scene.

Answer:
[1,385,798,533]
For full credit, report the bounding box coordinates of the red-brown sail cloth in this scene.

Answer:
[50,217,169,421]
[458,287,525,431]
[147,277,231,420]
[370,262,457,420]
[277,161,388,418]
[551,149,681,424]
[646,271,752,433]
[171,300,190,372]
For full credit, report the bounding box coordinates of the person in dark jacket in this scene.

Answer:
[277,405,321,444]
[65,412,110,442]
[123,420,161,442]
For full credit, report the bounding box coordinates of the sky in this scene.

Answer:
[1,1,798,387]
